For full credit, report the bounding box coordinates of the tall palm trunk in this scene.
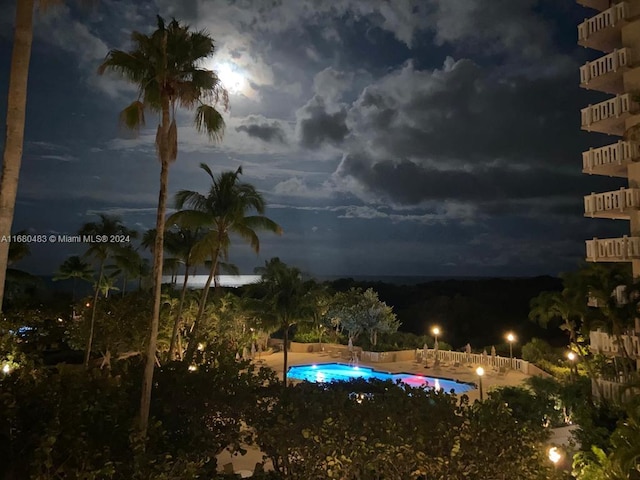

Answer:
[140,93,171,438]
[168,263,191,361]
[0,0,35,313]
[184,249,219,363]
[121,273,127,298]
[283,316,289,387]
[85,261,104,367]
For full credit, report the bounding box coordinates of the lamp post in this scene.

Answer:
[432,326,440,367]
[567,351,577,379]
[476,366,484,400]
[506,333,516,369]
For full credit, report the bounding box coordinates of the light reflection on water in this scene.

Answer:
[287,363,472,394]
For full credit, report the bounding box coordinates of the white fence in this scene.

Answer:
[416,349,529,373]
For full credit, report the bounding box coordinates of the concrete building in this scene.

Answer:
[578,0,640,401]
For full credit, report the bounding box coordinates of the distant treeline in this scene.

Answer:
[327,276,564,351]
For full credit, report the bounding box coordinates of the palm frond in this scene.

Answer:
[194,104,225,142]
[118,100,146,132]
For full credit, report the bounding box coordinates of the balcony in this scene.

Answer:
[577,0,614,12]
[583,141,640,177]
[578,2,629,52]
[580,48,630,94]
[586,235,640,262]
[591,329,640,357]
[592,377,640,403]
[581,93,639,136]
[588,284,629,307]
[584,187,640,219]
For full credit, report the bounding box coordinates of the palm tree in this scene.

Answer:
[53,255,94,301]
[0,0,92,312]
[98,16,229,436]
[252,258,314,387]
[168,164,281,363]
[164,226,205,361]
[106,243,142,297]
[79,214,135,367]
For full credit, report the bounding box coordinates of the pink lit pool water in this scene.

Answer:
[287,363,474,394]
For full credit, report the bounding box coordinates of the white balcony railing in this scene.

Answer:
[581,94,637,135]
[586,235,640,261]
[578,2,629,45]
[584,187,640,218]
[590,329,640,357]
[580,48,629,87]
[592,378,640,403]
[583,141,640,176]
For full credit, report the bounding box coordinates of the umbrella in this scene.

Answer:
[465,343,471,364]
[348,337,353,352]
[491,345,496,367]
[422,343,428,364]
[251,342,256,359]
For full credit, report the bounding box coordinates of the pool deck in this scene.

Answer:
[216,350,531,474]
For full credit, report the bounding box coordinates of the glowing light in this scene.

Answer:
[215,62,246,95]
[57,318,63,323]
[476,366,485,377]
[506,333,516,343]
[2,364,10,374]
[188,365,197,372]
[567,352,576,361]
[312,364,318,369]
[548,447,562,464]
[432,326,440,336]
[197,343,204,351]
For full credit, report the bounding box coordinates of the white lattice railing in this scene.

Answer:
[590,330,640,357]
[578,2,629,42]
[581,94,635,129]
[584,187,640,216]
[583,141,640,173]
[580,48,629,85]
[592,378,640,403]
[586,236,640,261]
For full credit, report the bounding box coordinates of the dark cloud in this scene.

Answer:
[235,115,287,144]
[296,95,349,149]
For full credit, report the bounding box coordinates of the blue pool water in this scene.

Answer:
[287,363,474,394]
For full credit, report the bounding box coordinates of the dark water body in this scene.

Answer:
[309,275,534,286]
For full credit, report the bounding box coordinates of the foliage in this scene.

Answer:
[326,287,400,346]
[0,339,277,480]
[521,337,561,364]
[246,379,559,480]
[66,291,164,365]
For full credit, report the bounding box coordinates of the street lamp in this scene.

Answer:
[567,351,577,378]
[432,326,440,367]
[476,366,485,400]
[548,446,562,465]
[506,332,516,369]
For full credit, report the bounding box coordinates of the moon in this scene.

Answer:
[214,62,247,96]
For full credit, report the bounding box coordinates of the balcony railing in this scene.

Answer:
[586,235,640,262]
[590,329,640,357]
[592,377,640,403]
[578,2,629,52]
[580,48,630,94]
[584,187,640,218]
[581,93,638,136]
[588,285,629,307]
[583,141,640,177]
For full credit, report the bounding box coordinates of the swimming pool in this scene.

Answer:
[287,363,474,394]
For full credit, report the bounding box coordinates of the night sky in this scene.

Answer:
[0,0,628,278]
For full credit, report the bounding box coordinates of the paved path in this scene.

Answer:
[217,350,531,474]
